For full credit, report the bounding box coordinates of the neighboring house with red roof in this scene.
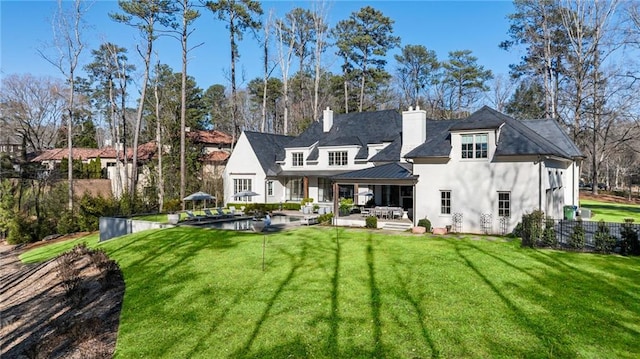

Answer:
[30,129,234,199]
[188,130,233,199]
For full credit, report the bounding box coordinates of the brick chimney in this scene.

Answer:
[401,106,427,159]
[323,107,333,132]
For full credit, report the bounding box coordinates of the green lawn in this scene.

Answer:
[579,199,640,223]
[20,227,640,358]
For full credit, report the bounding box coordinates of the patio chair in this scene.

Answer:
[216,207,233,218]
[392,208,402,219]
[203,208,222,219]
[185,210,205,221]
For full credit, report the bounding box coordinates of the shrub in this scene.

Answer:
[568,218,585,250]
[417,218,431,232]
[6,212,38,244]
[521,210,544,248]
[594,220,616,253]
[511,222,523,238]
[339,198,353,215]
[164,199,182,213]
[620,219,639,256]
[301,198,314,206]
[56,245,85,304]
[57,210,81,235]
[365,216,377,229]
[541,217,557,247]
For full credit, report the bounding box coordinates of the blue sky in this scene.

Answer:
[1,0,522,90]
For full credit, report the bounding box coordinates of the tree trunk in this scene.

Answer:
[230,16,238,148]
[180,12,188,209]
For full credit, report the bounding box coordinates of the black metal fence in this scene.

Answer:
[522,216,640,254]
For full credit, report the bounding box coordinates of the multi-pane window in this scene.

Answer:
[234,178,252,195]
[267,180,273,196]
[441,190,451,215]
[498,192,510,217]
[328,151,348,166]
[292,152,303,166]
[461,134,488,159]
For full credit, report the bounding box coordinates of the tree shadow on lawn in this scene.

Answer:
[455,240,640,356]
[388,259,440,358]
[103,227,245,355]
[170,227,341,358]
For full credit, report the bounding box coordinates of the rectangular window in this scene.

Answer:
[441,190,451,215]
[318,177,333,202]
[461,134,488,159]
[267,181,273,196]
[234,178,252,201]
[328,151,348,166]
[498,192,510,217]
[461,135,473,159]
[292,152,303,166]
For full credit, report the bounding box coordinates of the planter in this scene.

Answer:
[411,226,426,234]
[167,213,180,225]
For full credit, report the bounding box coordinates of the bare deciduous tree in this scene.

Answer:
[38,0,89,211]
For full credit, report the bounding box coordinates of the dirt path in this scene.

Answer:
[0,241,124,358]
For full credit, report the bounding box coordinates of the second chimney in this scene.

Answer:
[323,107,333,132]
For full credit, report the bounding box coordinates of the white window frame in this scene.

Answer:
[328,151,348,166]
[461,133,488,159]
[267,180,273,196]
[441,190,451,215]
[234,178,253,201]
[292,152,304,167]
[498,191,510,217]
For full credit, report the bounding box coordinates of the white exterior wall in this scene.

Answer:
[223,133,267,204]
[413,159,540,233]
[263,178,286,204]
[412,130,578,233]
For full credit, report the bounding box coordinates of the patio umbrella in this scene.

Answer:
[183,191,216,210]
[233,190,260,203]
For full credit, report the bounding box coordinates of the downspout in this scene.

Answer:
[538,156,542,211]
[572,160,576,206]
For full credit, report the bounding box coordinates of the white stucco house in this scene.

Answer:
[223,106,583,234]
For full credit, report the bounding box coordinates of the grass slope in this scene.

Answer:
[21,227,640,358]
[579,199,640,223]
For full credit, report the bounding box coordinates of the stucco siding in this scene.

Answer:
[413,160,540,233]
[223,134,266,204]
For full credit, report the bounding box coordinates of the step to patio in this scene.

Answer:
[382,222,413,231]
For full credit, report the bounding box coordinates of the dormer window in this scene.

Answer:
[328,151,348,166]
[292,152,303,166]
[461,133,488,159]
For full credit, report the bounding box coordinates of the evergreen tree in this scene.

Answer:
[333,6,400,112]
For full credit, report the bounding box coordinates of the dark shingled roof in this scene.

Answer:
[449,106,509,131]
[406,106,582,159]
[244,131,294,176]
[369,135,402,162]
[521,119,584,158]
[404,120,455,158]
[333,162,415,180]
[280,109,402,162]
